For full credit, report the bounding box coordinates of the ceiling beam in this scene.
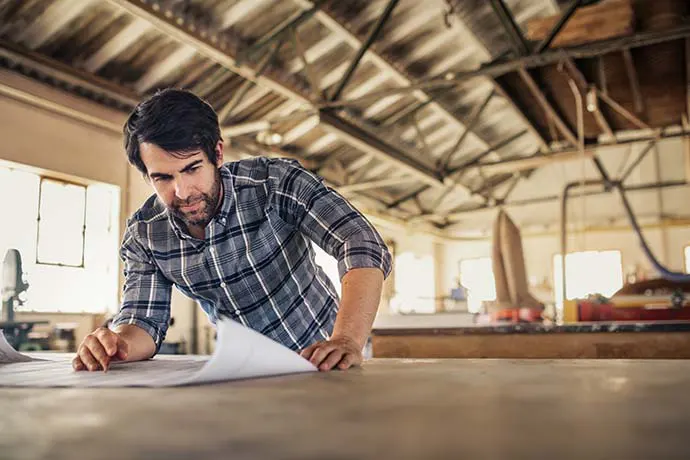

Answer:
[318,110,443,187]
[621,48,644,115]
[446,4,549,152]
[533,0,585,53]
[470,129,690,176]
[338,177,418,194]
[329,0,399,101]
[518,68,577,145]
[439,90,495,171]
[104,0,448,189]
[490,78,549,150]
[438,180,688,222]
[561,58,614,138]
[448,130,530,174]
[286,0,502,164]
[0,39,140,108]
[104,0,310,102]
[477,149,593,176]
[596,88,649,130]
[488,0,531,55]
[433,24,690,84]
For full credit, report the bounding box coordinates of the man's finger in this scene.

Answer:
[94,327,119,357]
[337,353,358,370]
[309,343,336,367]
[84,335,111,372]
[319,349,344,372]
[115,336,129,361]
[78,345,101,372]
[72,356,85,372]
[300,342,319,360]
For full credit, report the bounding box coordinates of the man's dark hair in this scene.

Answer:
[124,88,222,175]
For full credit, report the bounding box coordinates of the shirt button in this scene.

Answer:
[220,282,226,288]
[219,218,226,225]
[209,247,215,254]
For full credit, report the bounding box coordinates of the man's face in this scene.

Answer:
[140,142,223,228]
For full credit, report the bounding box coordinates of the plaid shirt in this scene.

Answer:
[111,157,392,354]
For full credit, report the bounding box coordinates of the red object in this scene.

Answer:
[489,307,543,323]
[578,301,690,321]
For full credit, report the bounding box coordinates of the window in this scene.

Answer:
[553,250,623,308]
[36,178,87,267]
[459,257,496,313]
[0,165,120,314]
[685,246,690,274]
[390,252,435,313]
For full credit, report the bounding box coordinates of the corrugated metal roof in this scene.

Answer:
[0,0,688,232]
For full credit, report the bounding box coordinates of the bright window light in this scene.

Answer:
[553,250,623,308]
[685,246,690,274]
[36,178,86,267]
[391,252,435,313]
[311,243,341,294]
[459,257,496,313]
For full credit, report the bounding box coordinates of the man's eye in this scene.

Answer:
[189,167,200,173]
[154,176,171,182]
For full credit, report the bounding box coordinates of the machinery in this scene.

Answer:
[0,249,46,350]
[1,248,29,323]
[564,279,690,323]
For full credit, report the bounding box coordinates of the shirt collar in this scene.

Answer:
[214,164,234,227]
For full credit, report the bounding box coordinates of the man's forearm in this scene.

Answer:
[331,267,384,349]
[113,324,157,361]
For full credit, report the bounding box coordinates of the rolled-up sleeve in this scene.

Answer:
[110,223,172,354]
[269,159,392,280]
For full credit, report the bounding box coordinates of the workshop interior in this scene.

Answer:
[2,0,690,357]
[1,0,690,456]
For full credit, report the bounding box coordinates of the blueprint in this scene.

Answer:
[0,319,316,387]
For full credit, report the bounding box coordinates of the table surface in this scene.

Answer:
[2,358,690,460]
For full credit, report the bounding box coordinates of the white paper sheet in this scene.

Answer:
[0,330,37,364]
[0,319,316,387]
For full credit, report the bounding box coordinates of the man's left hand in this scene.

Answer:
[300,336,363,371]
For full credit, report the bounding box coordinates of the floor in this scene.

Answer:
[2,359,689,459]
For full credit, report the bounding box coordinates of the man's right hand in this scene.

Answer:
[72,327,129,372]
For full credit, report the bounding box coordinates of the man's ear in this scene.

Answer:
[215,141,224,166]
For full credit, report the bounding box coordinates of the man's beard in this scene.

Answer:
[170,171,221,228]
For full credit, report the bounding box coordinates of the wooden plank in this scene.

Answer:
[526,0,634,49]
[372,331,690,359]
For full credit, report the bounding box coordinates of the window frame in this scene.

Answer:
[34,176,88,268]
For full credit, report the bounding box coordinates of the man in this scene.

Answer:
[72,89,391,373]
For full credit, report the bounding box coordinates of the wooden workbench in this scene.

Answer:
[2,359,689,459]
[372,321,690,359]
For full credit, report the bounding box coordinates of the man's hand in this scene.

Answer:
[72,327,129,372]
[300,336,363,371]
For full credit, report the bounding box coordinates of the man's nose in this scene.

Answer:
[174,177,192,201]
